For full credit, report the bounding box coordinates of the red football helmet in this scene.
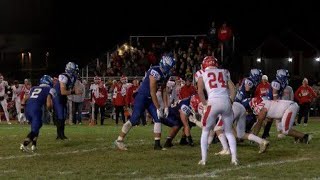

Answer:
[202,56,218,70]
[190,94,200,112]
[249,97,263,109]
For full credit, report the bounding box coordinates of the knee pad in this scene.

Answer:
[122,121,132,134]
[154,122,162,134]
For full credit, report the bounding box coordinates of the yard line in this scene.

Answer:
[0,140,148,160]
[0,147,107,160]
[164,158,311,179]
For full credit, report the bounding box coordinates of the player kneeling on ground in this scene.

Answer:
[20,75,56,152]
[249,97,312,144]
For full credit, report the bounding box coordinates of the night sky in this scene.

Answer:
[1,0,319,63]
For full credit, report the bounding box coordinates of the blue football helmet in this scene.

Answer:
[40,75,53,87]
[249,68,262,86]
[65,62,77,75]
[276,69,289,88]
[159,55,176,75]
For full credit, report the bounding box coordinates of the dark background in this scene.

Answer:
[0,0,319,68]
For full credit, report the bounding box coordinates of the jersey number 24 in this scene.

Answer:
[208,72,227,89]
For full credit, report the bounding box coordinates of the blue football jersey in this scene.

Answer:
[26,85,56,110]
[235,77,256,107]
[54,73,76,96]
[169,97,192,120]
[138,66,168,97]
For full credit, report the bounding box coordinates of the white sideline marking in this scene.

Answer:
[0,147,107,160]
[164,158,311,179]
[58,171,73,175]
[0,154,39,160]
[0,170,17,176]
[0,139,149,161]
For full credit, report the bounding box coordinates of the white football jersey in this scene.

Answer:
[0,81,8,97]
[201,68,230,99]
[12,84,24,100]
[253,99,295,119]
[194,69,204,83]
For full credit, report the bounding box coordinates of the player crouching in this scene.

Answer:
[249,97,312,144]
[162,95,198,148]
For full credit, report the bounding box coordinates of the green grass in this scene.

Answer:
[0,117,320,179]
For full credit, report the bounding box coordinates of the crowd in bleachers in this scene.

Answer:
[1,21,320,126]
[100,21,235,79]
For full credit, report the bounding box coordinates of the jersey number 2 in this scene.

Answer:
[208,72,227,89]
[30,88,42,98]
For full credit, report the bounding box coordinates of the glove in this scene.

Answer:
[189,114,198,124]
[157,108,163,119]
[164,107,169,118]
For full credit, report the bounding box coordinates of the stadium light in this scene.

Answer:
[315,57,320,62]
[288,57,293,62]
[256,57,261,63]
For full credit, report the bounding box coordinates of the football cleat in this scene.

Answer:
[31,145,37,152]
[179,137,188,145]
[214,149,230,156]
[20,144,29,152]
[163,140,173,148]
[198,160,206,166]
[187,136,194,147]
[231,159,239,166]
[154,144,167,151]
[7,121,12,125]
[259,140,270,154]
[114,140,128,151]
[302,134,312,144]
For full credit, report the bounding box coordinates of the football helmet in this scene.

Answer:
[249,69,262,86]
[276,69,289,88]
[202,56,218,70]
[40,75,53,87]
[159,54,176,75]
[190,94,200,112]
[65,62,77,75]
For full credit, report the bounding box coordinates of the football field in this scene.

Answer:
[0,117,320,179]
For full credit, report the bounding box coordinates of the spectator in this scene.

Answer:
[207,21,217,48]
[294,78,317,126]
[218,22,233,48]
[72,78,85,125]
[179,76,196,99]
[255,75,270,98]
[113,80,126,125]
[218,22,233,67]
[93,81,108,125]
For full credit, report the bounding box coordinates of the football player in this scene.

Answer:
[197,56,237,165]
[257,69,290,138]
[11,80,24,123]
[114,54,175,150]
[0,74,11,124]
[249,97,312,144]
[162,95,198,148]
[213,101,269,155]
[235,68,262,132]
[20,75,56,152]
[53,62,79,140]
